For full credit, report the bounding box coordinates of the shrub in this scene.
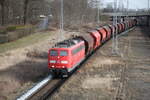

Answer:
[0,28,7,35]
[6,26,17,32]
[0,25,35,43]
[0,35,8,43]
[15,25,32,29]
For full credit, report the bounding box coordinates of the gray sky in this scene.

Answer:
[103,0,149,9]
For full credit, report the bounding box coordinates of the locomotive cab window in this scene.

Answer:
[60,51,68,56]
[50,50,58,56]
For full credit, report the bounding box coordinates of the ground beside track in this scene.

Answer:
[49,27,150,100]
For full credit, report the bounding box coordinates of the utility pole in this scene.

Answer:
[115,0,119,54]
[97,6,100,23]
[112,0,118,54]
[119,0,123,22]
[118,0,123,12]
[60,0,64,41]
[97,0,100,23]
[148,0,150,26]
[127,0,129,16]
[148,0,150,13]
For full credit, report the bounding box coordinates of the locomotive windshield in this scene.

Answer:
[60,51,68,56]
[50,50,58,56]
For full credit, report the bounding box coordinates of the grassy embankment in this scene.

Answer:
[0,31,53,53]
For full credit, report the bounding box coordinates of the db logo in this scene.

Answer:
[57,61,60,63]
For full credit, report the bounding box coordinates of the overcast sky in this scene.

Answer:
[103,0,149,9]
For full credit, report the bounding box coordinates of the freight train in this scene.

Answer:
[48,19,137,77]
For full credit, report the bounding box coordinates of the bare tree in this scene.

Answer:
[23,0,29,24]
[50,0,99,27]
[0,0,99,27]
[0,0,5,25]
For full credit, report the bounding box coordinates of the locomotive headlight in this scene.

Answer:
[61,61,68,64]
[50,60,56,63]
[52,66,55,68]
[62,66,65,68]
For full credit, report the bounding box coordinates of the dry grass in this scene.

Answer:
[0,29,75,100]
[0,31,54,53]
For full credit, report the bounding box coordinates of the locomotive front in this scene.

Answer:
[48,48,70,77]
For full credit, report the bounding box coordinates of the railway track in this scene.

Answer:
[17,75,66,100]
[28,79,65,100]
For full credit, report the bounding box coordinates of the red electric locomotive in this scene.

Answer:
[48,38,85,77]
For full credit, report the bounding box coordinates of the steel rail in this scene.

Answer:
[17,75,53,100]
